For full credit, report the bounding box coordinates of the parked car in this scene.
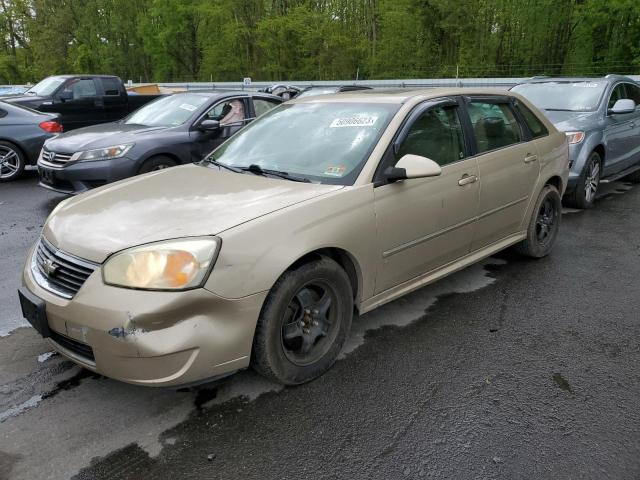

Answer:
[295,85,373,98]
[0,101,63,182]
[37,90,282,194]
[2,75,162,132]
[260,84,302,100]
[512,75,640,208]
[19,88,568,387]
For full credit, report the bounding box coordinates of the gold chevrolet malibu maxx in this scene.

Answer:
[19,89,569,386]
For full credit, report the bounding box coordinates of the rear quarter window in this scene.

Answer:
[514,101,549,138]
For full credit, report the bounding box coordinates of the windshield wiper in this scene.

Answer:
[205,158,243,173]
[240,164,310,183]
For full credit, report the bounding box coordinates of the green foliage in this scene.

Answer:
[0,0,638,83]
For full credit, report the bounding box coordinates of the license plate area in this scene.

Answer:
[18,287,51,337]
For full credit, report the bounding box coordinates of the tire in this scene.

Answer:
[138,155,177,174]
[515,184,562,258]
[563,151,601,209]
[0,141,25,182]
[252,257,353,385]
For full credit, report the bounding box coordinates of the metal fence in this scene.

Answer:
[4,75,640,92]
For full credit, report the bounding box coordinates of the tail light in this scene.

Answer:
[39,121,64,133]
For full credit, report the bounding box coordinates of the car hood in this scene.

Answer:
[43,164,343,263]
[45,123,168,152]
[542,110,599,132]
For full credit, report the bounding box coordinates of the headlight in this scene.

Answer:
[103,237,220,290]
[565,131,585,144]
[72,144,133,162]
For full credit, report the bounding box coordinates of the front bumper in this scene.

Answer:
[37,156,139,194]
[22,245,267,387]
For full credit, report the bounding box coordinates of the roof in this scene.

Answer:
[290,87,515,104]
[519,75,637,84]
[174,90,281,101]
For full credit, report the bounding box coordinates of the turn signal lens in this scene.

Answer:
[565,131,585,144]
[103,237,220,290]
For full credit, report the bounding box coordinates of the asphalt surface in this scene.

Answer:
[1,170,640,480]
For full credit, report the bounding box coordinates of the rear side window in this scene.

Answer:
[100,78,121,96]
[514,102,548,138]
[253,98,279,117]
[397,106,466,166]
[467,101,522,153]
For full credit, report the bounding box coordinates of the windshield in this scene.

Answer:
[125,93,208,126]
[296,87,339,98]
[207,102,399,185]
[512,81,607,112]
[26,76,66,96]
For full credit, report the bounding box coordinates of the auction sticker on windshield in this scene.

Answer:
[330,115,378,128]
[324,165,346,177]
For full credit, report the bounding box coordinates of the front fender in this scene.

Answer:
[205,185,378,305]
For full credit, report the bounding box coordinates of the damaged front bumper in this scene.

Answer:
[22,246,267,387]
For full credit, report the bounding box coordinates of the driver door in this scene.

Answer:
[190,97,251,160]
[373,99,480,294]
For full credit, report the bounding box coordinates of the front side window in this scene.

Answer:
[397,106,465,166]
[207,102,399,185]
[468,101,522,153]
[125,93,209,127]
[608,84,627,109]
[205,99,246,125]
[514,101,548,138]
[62,79,97,99]
[623,83,640,105]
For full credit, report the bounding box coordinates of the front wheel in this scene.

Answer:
[252,257,353,385]
[138,155,177,174]
[563,152,601,209]
[515,184,562,258]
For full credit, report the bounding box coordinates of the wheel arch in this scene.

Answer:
[592,144,605,165]
[284,247,362,310]
[138,152,181,172]
[544,175,564,194]
[0,138,27,161]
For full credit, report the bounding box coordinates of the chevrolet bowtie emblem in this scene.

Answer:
[42,258,58,276]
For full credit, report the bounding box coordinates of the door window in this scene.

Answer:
[253,98,279,117]
[62,79,97,99]
[608,84,627,109]
[396,106,466,166]
[205,99,246,125]
[624,83,640,106]
[514,102,548,138]
[100,78,121,96]
[467,101,522,153]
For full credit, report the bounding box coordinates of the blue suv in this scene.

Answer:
[512,75,640,208]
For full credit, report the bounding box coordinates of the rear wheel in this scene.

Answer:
[516,184,562,258]
[252,257,353,385]
[563,151,601,209]
[0,141,25,182]
[138,155,177,174]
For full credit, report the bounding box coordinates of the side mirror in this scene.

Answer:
[199,119,220,131]
[608,99,636,115]
[57,90,73,102]
[384,154,442,182]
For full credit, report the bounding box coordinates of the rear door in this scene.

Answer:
[53,77,103,130]
[189,97,252,160]
[463,96,540,251]
[373,98,480,293]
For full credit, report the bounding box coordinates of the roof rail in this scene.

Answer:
[529,75,548,80]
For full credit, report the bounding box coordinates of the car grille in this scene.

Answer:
[32,238,98,299]
[40,149,74,167]
[50,329,95,363]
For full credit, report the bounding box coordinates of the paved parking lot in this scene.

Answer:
[1,171,640,480]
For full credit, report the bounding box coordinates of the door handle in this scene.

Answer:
[524,154,538,163]
[458,174,477,186]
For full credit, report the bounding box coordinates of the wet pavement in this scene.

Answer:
[1,171,639,479]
